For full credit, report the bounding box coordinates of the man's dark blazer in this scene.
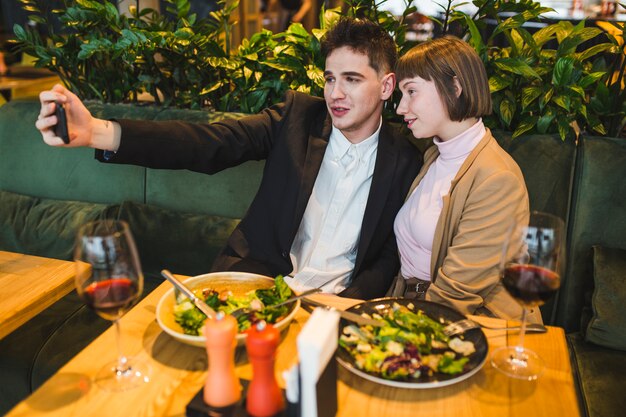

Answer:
[97,91,422,299]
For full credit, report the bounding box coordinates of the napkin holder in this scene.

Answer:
[295,308,340,417]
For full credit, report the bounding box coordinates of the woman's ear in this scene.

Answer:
[381,73,396,100]
[453,76,463,98]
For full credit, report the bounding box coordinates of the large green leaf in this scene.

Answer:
[557,117,572,141]
[513,117,537,138]
[553,95,571,111]
[576,43,615,62]
[489,75,512,93]
[500,99,515,127]
[463,15,484,53]
[578,72,606,89]
[532,25,558,47]
[569,84,585,98]
[539,88,554,112]
[521,86,542,109]
[537,112,555,133]
[558,27,604,57]
[552,57,574,87]
[493,58,541,79]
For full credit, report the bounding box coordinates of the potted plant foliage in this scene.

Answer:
[10,0,625,138]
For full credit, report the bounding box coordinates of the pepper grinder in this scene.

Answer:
[203,311,241,408]
[246,321,284,417]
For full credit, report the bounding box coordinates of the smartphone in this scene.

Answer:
[54,101,70,144]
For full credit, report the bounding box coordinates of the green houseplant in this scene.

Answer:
[11,0,626,138]
[12,0,328,112]
[437,0,621,139]
[586,18,626,137]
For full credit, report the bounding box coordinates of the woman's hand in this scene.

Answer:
[36,84,96,148]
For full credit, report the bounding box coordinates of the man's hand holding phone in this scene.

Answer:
[36,84,121,151]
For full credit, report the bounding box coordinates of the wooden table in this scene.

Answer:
[0,251,76,340]
[6,278,581,417]
[0,72,60,101]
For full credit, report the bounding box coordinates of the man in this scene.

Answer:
[36,18,422,299]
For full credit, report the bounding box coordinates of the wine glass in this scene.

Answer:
[74,220,150,391]
[491,211,565,380]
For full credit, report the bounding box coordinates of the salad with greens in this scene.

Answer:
[173,275,293,335]
[339,302,476,380]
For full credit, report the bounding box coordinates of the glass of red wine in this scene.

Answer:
[74,220,150,391]
[491,211,565,380]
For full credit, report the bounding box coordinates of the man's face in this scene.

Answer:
[324,46,394,143]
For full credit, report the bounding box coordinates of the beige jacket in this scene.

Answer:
[406,129,542,323]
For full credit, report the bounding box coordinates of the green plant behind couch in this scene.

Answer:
[12,0,325,112]
[438,0,621,140]
[11,0,624,137]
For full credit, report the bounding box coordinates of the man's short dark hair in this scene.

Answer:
[321,18,397,76]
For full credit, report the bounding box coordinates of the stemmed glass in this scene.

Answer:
[74,220,150,391]
[491,211,565,380]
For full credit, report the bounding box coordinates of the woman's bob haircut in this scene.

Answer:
[396,36,492,121]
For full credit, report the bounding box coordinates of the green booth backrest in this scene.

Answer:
[0,100,146,205]
[495,132,577,324]
[0,100,264,219]
[146,107,265,218]
[557,135,626,333]
[495,132,577,221]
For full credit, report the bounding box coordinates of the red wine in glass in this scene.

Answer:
[83,278,139,321]
[502,264,560,307]
[74,220,149,392]
[491,211,565,380]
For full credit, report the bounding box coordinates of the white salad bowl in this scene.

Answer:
[156,271,300,347]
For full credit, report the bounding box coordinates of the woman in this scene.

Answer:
[391,36,541,323]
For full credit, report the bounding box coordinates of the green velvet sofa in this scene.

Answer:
[1,99,624,417]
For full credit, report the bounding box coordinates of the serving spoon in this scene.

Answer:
[161,269,217,319]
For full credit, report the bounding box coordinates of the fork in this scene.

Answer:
[230,287,322,318]
[443,318,548,337]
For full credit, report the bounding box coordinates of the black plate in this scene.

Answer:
[336,297,488,388]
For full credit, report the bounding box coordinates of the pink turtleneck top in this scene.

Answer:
[394,120,486,281]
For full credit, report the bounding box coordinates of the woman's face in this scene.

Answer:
[396,76,452,140]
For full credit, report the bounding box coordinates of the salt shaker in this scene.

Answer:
[203,311,241,408]
[246,321,284,417]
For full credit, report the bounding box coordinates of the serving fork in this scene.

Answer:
[443,318,548,337]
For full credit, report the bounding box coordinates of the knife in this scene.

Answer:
[302,298,384,327]
[161,269,217,319]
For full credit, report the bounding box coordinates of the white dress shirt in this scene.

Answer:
[285,121,381,293]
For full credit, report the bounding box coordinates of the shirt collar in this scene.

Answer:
[329,118,382,162]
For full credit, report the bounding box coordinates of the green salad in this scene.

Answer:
[173,275,293,335]
[339,302,476,380]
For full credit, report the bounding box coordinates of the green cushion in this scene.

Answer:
[0,190,120,260]
[585,246,626,351]
[567,332,626,417]
[116,200,240,277]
